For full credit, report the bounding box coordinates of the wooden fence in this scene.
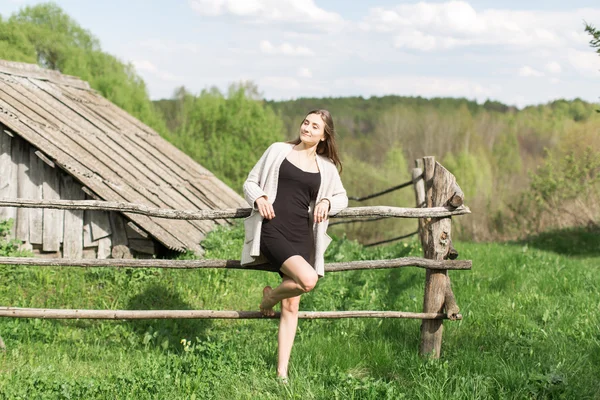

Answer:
[0,156,470,358]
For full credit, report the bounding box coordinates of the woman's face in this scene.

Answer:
[299,113,326,147]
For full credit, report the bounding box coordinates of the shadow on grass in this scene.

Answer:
[382,268,423,306]
[125,284,212,347]
[516,226,600,257]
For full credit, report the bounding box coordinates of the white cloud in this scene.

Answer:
[567,49,600,77]
[132,60,181,82]
[298,67,312,78]
[189,0,344,30]
[259,40,315,56]
[333,75,496,101]
[518,66,544,77]
[393,30,465,51]
[361,2,600,51]
[139,39,199,54]
[544,61,562,74]
[259,76,302,91]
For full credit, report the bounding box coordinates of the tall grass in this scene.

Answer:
[0,222,599,399]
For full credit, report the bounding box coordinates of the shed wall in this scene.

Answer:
[0,127,158,259]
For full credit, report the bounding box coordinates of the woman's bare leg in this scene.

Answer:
[259,256,318,378]
[260,255,318,316]
[277,283,300,378]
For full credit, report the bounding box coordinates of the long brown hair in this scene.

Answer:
[287,109,343,173]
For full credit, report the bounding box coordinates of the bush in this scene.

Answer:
[0,219,31,257]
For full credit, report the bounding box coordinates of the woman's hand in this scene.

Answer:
[314,199,330,223]
[255,196,275,220]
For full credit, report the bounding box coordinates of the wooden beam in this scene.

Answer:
[34,150,55,168]
[0,256,472,271]
[444,276,460,321]
[0,199,471,220]
[449,181,465,208]
[0,307,462,320]
[420,160,458,358]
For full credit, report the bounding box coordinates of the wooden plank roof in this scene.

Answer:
[0,60,246,253]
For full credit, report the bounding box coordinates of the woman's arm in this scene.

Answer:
[320,166,348,216]
[243,144,274,209]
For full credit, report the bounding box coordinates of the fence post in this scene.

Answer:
[416,156,454,358]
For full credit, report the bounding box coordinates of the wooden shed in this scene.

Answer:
[0,60,246,259]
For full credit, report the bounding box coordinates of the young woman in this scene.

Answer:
[241,109,348,382]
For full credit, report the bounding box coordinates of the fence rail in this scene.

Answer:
[0,307,461,320]
[364,231,420,247]
[0,256,472,271]
[0,198,471,219]
[348,178,417,202]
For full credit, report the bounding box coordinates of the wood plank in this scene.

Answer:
[126,221,149,239]
[13,136,30,241]
[82,247,96,259]
[28,147,44,244]
[34,150,55,168]
[109,212,131,258]
[82,210,98,248]
[31,244,61,258]
[0,62,89,90]
[61,174,84,258]
[97,236,112,259]
[42,161,62,251]
[90,210,111,241]
[128,238,155,255]
[0,126,15,224]
[13,138,37,243]
[0,126,17,237]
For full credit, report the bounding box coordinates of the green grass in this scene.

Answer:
[0,223,599,399]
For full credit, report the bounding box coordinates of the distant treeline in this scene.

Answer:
[1,3,599,243]
[262,96,600,242]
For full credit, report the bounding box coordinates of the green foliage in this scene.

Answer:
[530,147,600,206]
[0,219,31,257]
[0,16,36,63]
[586,22,600,54]
[158,83,284,191]
[0,3,166,133]
[200,220,245,259]
[492,128,521,175]
[443,150,493,201]
[503,143,600,236]
[585,22,600,114]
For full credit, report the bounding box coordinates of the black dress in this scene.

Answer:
[260,157,321,278]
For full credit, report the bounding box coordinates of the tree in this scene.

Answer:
[159,83,285,191]
[586,23,600,112]
[0,3,166,132]
[586,23,600,54]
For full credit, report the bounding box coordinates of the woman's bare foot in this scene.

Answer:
[260,286,275,317]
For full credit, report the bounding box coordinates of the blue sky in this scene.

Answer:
[2,0,599,107]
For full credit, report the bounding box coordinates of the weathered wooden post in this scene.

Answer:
[413,156,462,358]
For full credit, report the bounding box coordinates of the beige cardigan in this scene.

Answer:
[241,142,348,277]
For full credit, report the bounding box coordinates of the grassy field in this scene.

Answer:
[0,223,599,399]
